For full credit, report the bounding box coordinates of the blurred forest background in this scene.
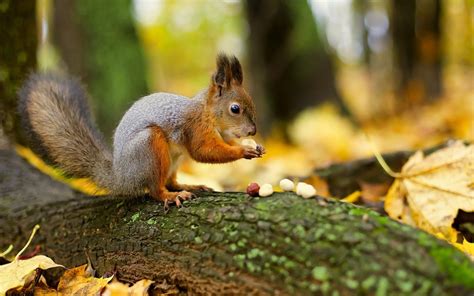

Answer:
[0,0,472,191]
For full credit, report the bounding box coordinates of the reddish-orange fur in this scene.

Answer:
[148,126,194,204]
[149,126,173,201]
[166,171,211,192]
[182,86,247,163]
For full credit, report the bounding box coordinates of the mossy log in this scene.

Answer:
[0,148,473,295]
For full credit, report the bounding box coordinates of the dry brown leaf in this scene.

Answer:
[359,181,390,203]
[34,280,59,296]
[0,255,63,295]
[385,141,474,256]
[55,264,112,295]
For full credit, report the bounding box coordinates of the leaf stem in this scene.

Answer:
[0,244,13,257]
[15,224,40,261]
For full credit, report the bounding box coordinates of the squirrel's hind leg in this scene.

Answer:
[149,126,194,208]
[166,172,213,193]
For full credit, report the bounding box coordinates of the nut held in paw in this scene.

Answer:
[241,138,258,149]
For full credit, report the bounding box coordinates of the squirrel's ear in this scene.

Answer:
[212,53,231,93]
[230,56,243,85]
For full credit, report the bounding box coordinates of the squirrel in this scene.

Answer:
[18,53,265,208]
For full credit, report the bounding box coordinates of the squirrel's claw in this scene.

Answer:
[192,185,213,192]
[160,190,194,212]
[243,147,261,159]
[164,200,171,213]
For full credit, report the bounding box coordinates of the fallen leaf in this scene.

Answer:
[130,279,153,295]
[455,239,474,260]
[341,191,361,203]
[33,281,58,296]
[15,145,109,196]
[0,255,63,294]
[359,181,390,203]
[385,141,474,256]
[385,180,416,226]
[103,279,154,296]
[103,280,129,296]
[55,264,113,295]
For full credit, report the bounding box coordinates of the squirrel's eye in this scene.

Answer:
[230,104,241,114]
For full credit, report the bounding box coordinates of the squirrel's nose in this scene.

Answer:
[248,125,257,136]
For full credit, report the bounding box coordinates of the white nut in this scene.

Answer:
[259,183,274,197]
[296,182,307,195]
[296,182,317,198]
[279,178,295,191]
[241,138,257,149]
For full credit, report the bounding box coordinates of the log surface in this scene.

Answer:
[0,148,473,295]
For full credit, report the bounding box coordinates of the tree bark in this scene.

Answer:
[0,148,473,295]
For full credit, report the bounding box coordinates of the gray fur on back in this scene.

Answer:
[112,92,203,195]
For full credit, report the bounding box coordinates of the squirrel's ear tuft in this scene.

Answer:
[230,56,243,85]
[213,53,231,90]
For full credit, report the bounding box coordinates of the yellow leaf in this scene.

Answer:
[15,145,109,196]
[454,239,474,260]
[103,280,129,296]
[341,191,361,203]
[0,255,63,295]
[384,141,474,256]
[129,279,154,295]
[56,264,113,295]
[103,279,154,296]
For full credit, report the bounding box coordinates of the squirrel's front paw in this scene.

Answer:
[242,146,262,159]
[256,144,266,155]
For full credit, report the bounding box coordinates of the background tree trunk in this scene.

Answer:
[391,0,442,105]
[244,0,349,134]
[1,148,473,295]
[53,0,148,138]
[0,0,37,144]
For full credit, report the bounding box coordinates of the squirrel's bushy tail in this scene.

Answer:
[18,73,115,191]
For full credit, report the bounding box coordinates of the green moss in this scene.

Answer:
[375,277,389,296]
[130,212,140,222]
[312,266,329,281]
[146,218,157,225]
[362,276,377,290]
[247,248,264,259]
[429,247,474,288]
